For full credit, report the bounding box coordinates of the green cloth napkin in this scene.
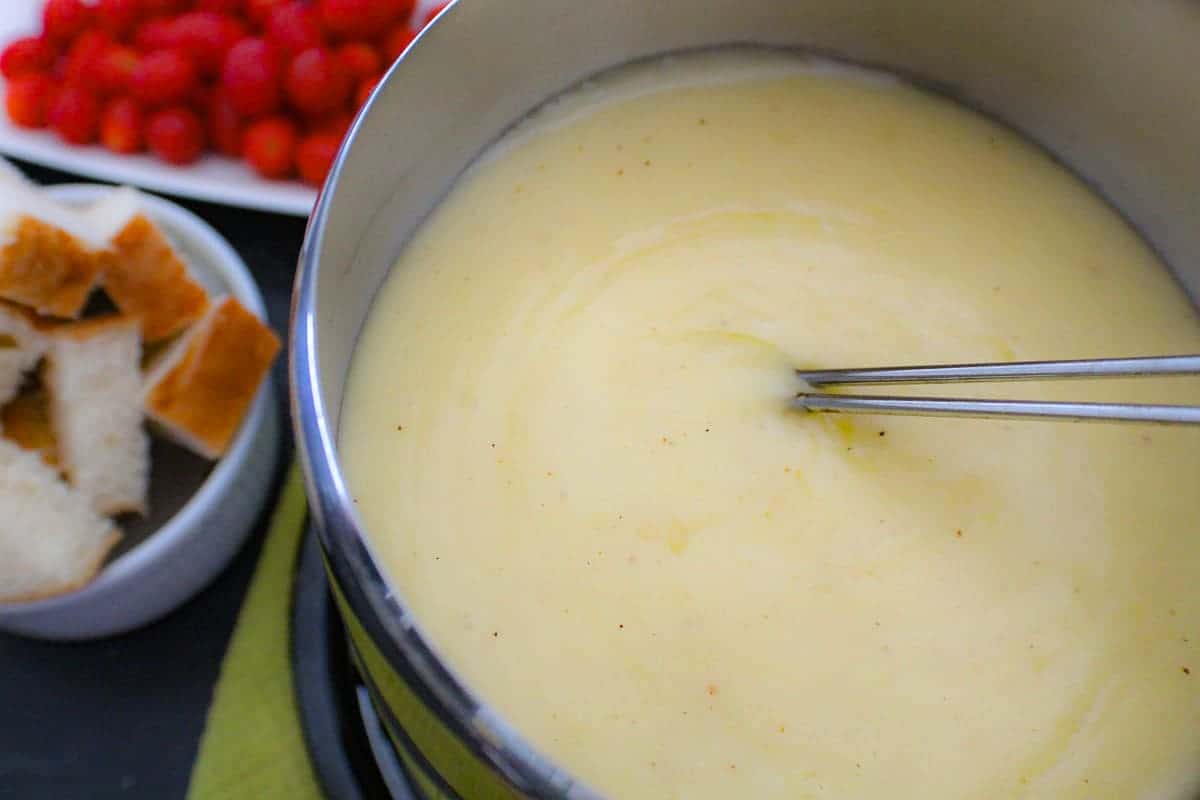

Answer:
[186,462,323,800]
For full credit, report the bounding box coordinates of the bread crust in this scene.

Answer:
[0,216,110,318]
[50,313,141,341]
[144,297,279,459]
[105,214,210,342]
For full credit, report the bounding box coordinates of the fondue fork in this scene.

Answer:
[794,355,1200,425]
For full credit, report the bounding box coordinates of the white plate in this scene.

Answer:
[0,0,318,216]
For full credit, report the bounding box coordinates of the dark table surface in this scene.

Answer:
[0,161,308,800]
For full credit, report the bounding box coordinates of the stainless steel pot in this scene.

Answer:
[290,2,1200,797]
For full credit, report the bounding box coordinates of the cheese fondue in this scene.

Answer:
[341,50,1200,798]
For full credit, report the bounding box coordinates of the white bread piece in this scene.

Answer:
[78,185,141,243]
[0,301,47,406]
[144,296,280,459]
[0,437,120,604]
[0,180,112,250]
[0,181,113,318]
[93,189,210,343]
[45,315,150,516]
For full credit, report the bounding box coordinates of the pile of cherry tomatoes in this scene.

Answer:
[1,0,447,185]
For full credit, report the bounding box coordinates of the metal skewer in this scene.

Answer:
[794,355,1200,425]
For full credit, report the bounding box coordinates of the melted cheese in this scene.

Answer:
[342,50,1200,799]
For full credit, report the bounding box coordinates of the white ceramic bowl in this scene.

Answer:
[0,184,281,641]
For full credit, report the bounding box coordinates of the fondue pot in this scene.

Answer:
[290,1,1200,796]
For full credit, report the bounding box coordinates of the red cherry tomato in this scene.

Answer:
[43,0,92,44]
[336,41,381,82]
[245,0,289,29]
[309,110,352,140]
[267,2,323,58]
[284,46,349,116]
[62,30,112,92]
[296,131,341,186]
[131,49,198,106]
[316,0,410,41]
[354,73,381,109]
[221,37,283,117]
[1,37,54,80]
[48,85,101,144]
[242,115,298,178]
[5,73,56,129]
[198,0,246,13]
[100,96,145,153]
[382,24,415,63]
[135,19,181,53]
[207,87,244,156]
[147,105,206,164]
[173,11,246,76]
[141,0,191,15]
[95,0,142,38]
[96,45,141,95]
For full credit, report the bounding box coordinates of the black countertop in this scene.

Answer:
[0,161,308,800]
